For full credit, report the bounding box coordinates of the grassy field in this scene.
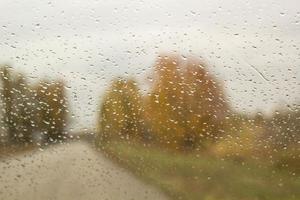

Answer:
[101,141,300,200]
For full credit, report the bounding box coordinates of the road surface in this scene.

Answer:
[0,142,168,200]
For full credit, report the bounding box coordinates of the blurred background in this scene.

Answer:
[0,0,299,200]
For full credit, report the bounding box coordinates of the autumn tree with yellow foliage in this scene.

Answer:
[34,80,68,143]
[97,78,144,144]
[97,54,229,150]
[145,55,228,149]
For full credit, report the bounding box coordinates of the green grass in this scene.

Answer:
[101,141,300,200]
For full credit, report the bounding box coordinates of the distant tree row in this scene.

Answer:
[0,66,68,145]
[96,54,299,170]
[212,106,300,171]
[97,54,229,150]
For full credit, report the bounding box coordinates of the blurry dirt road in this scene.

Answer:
[0,142,168,200]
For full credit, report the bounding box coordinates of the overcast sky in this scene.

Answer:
[0,0,299,130]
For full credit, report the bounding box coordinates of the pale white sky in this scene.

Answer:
[0,0,299,130]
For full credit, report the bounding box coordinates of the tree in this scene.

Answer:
[96,54,229,150]
[265,106,300,149]
[97,78,144,144]
[182,58,228,148]
[144,55,187,149]
[145,54,229,150]
[0,66,69,145]
[0,66,34,144]
[11,73,35,143]
[0,66,16,143]
[34,80,68,143]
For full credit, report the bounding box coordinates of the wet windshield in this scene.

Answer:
[0,0,299,200]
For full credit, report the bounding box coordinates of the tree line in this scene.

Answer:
[97,54,229,150]
[0,54,297,169]
[0,65,68,146]
[96,53,299,169]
